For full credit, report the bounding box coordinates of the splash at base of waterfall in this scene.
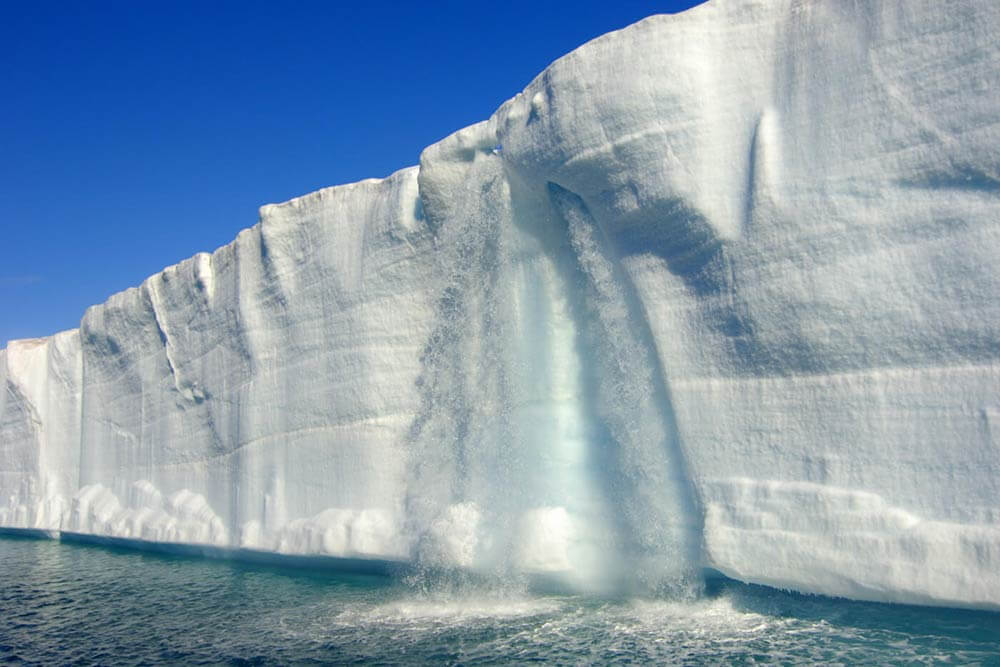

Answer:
[3,537,998,665]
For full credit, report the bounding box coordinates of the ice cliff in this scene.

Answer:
[2,0,999,609]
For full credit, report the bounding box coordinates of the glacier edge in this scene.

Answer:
[3,0,1000,609]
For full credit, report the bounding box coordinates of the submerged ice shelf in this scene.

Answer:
[2,0,999,609]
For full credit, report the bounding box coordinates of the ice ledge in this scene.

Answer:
[704,478,1000,611]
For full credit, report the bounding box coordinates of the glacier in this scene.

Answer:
[2,0,999,609]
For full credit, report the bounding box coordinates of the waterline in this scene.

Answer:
[1,536,998,665]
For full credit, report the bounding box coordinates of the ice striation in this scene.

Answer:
[2,0,999,609]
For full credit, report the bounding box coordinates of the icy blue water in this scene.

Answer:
[1,535,998,665]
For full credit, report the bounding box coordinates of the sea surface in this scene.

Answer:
[1,534,998,665]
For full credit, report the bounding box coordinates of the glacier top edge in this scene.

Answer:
[3,5,727,352]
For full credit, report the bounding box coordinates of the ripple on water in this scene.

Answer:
[0,537,998,665]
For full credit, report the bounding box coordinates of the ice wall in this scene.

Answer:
[2,0,999,608]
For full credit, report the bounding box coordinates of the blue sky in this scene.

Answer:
[1,1,704,347]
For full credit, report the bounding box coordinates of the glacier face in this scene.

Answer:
[2,0,999,608]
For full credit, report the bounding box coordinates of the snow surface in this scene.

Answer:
[2,0,999,609]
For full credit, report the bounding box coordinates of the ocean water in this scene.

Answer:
[1,535,998,665]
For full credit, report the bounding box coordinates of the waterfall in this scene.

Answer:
[402,135,701,595]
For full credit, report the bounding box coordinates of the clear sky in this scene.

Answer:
[1,1,705,348]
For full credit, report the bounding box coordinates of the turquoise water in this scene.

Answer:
[1,535,998,665]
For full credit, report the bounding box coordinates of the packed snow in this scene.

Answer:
[2,0,998,609]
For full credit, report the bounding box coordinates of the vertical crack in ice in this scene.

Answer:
[143,281,179,391]
[743,114,763,236]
